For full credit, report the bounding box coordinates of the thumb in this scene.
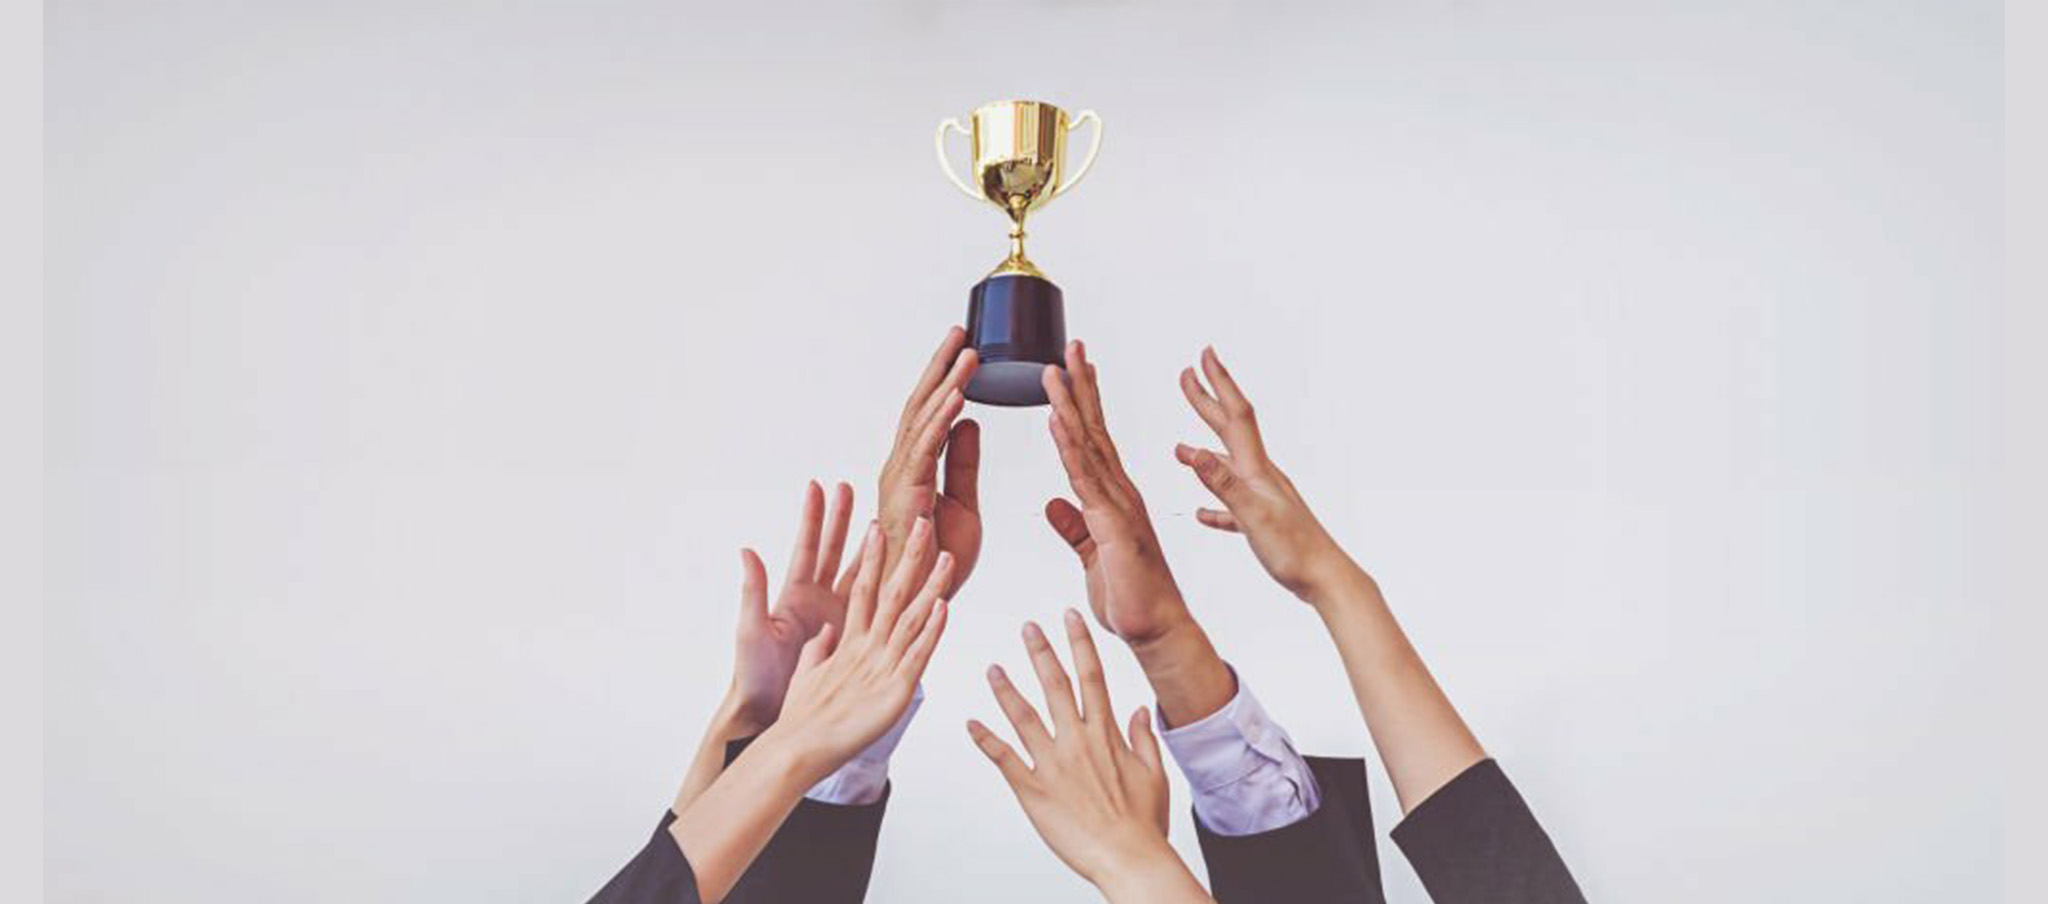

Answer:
[798,622,839,672]
[1128,706,1163,772]
[1174,443,1251,513]
[738,548,770,625]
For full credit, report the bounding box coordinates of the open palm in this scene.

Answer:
[731,480,863,728]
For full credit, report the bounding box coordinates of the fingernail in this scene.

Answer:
[1064,608,1084,629]
[1022,621,1045,645]
[987,664,1005,683]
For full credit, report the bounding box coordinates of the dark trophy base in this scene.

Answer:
[964,273,1066,407]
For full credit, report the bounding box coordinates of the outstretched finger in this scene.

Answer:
[1043,498,1099,565]
[1195,507,1244,533]
[813,481,855,584]
[967,718,1033,788]
[876,517,936,629]
[844,521,885,636]
[1128,706,1163,773]
[1180,366,1230,436]
[1175,443,1252,515]
[987,664,1054,756]
[1047,408,1113,507]
[1200,346,1267,459]
[1022,620,1082,732]
[834,526,872,596]
[905,348,977,450]
[797,622,838,672]
[887,551,954,657]
[1069,342,1129,482]
[1062,608,1117,737]
[906,386,968,477]
[1067,341,1109,437]
[896,598,949,681]
[783,481,825,589]
[738,548,770,627]
[942,419,982,513]
[899,327,968,430]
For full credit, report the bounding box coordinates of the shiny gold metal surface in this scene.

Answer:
[936,100,1102,279]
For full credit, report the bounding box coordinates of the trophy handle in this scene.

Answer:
[935,118,985,202]
[1051,110,1103,200]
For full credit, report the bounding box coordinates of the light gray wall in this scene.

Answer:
[44,1,2005,901]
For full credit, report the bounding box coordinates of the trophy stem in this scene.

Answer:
[992,220,1046,279]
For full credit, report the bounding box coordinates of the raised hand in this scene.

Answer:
[969,611,1211,903]
[1040,340,1190,645]
[670,519,953,904]
[729,481,862,731]
[878,327,982,596]
[769,516,955,775]
[1175,346,1354,602]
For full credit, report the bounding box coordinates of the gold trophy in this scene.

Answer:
[936,100,1103,406]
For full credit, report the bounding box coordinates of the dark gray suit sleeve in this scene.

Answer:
[1195,755,1387,903]
[586,737,889,904]
[1392,758,1586,904]
[586,811,701,904]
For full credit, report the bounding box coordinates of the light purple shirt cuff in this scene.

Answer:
[1157,672,1321,836]
[804,684,923,805]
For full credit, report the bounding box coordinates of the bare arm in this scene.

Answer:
[670,694,767,818]
[1176,346,1483,813]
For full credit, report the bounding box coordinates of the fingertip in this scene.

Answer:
[1063,607,1085,631]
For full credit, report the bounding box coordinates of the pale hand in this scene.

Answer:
[729,480,863,731]
[772,517,954,780]
[1177,346,1354,602]
[969,610,1176,889]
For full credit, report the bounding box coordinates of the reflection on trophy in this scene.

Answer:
[936,100,1103,406]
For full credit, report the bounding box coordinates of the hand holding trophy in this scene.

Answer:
[936,100,1103,406]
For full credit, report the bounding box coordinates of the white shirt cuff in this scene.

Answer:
[804,684,923,805]
[1157,670,1321,836]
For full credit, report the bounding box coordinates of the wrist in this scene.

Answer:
[1092,838,1201,902]
[1129,614,1236,728]
[1299,554,1378,612]
[717,686,775,740]
[753,719,836,788]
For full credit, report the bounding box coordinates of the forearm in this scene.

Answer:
[1129,609,1237,728]
[668,726,822,904]
[672,691,769,817]
[1306,560,1483,814]
[1094,845,1215,903]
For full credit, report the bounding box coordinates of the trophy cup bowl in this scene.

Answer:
[937,100,1102,406]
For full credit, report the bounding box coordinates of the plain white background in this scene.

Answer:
[43,1,2010,901]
